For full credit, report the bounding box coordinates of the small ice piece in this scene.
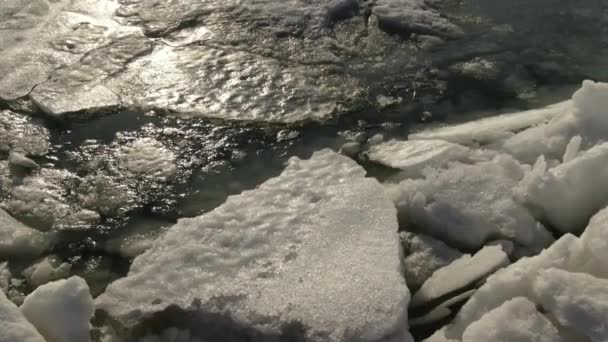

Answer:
[367,139,470,176]
[562,136,582,163]
[401,232,463,291]
[409,100,571,146]
[0,208,47,258]
[0,110,50,157]
[97,150,412,341]
[409,289,476,327]
[5,169,100,230]
[117,138,177,178]
[23,256,71,286]
[0,262,11,293]
[517,142,608,233]
[410,244,509,308]
[368,133,385,145]
[461,297,562,342]
[387,155,554,251]
[0,289,46,342]
[340,141,361,157]
[372,0,463,39]
[20,276,94,342]
[533,268,608,342]
[8,151,37,169]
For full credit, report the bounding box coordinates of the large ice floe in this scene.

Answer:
[97,150,411,341]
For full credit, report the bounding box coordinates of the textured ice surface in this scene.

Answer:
[425,205,608,342]
[410,244,509,308]
[97,150,411,341]
[0,110,49,157]
[367,139,471,177]
[372,0,463,39]
[117,138,177,178]
[387,155,553,251]
[401,232,462,291]
[517,142,608,233]
[21,276,94,342]
[4,169,100,230]
[461,297,562,342]
[533,268,608,342]
[0,289,45,342]
[0,208,47,258]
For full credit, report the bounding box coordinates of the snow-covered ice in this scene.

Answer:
[386,155,554,252]
[516,142,608,233]
[533,268,608,342]
[20,276,94,342]
[97,150,411,341]
[401,232,463,291]
[424,204,608,342]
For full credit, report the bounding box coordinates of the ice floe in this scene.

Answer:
[97,150,411,341]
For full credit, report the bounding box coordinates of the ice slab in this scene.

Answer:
[410,244,509,308]
[409,100,571,146]
[367,139,471,177]
[21,276,94,342]
[97,150,411,341]
[0,290,45,342]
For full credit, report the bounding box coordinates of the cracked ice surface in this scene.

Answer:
[97,150,412,342]
[0,0,466,122]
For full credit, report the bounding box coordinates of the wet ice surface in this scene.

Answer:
[1,0,608,341]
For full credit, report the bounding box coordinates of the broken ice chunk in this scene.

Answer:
[387,155,553,252]
[367,139,471,177]
[20,276,94,342]
[533,268,608,342]
[461,297,562,342]
[97,150,412,341]
[410,244,509,308]
[0,289,46,342]
[516,142,608,233]
[0,208,47,258]
[401,232,463,291]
